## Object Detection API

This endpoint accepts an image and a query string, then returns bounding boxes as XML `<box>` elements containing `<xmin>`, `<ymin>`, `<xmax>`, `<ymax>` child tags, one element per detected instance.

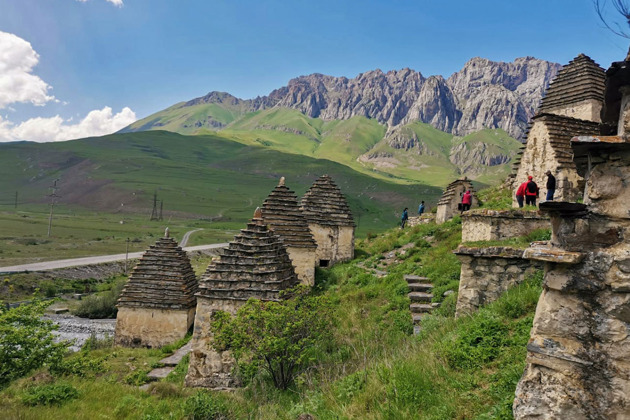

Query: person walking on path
<box><xmin>418</xmin><ymin>201</ymin><xmax>425</xmax><ymax>215</ymax></box>
<box><xmin>545</xmin><ymin>170</ymin><xmax>556</xmax><ymax>201</ymax></box>
<box><xmin>401</xmin><ymin>208</ymin><xmax>409</xmax><ymax>228</ymax></box>
<box><xmin>461</xmin><ymin>190</ymin><xmax>472</xmax><ymax>213</ymax></box>
<box><xmin>525</xmin><ymin>176</ymin><xmax>539</xmax><ymax>207</ymax></box>
<box><xmin>516</xmin><ymin>180</ymin><xmax>527</xmax><ymax>208</ymax></box>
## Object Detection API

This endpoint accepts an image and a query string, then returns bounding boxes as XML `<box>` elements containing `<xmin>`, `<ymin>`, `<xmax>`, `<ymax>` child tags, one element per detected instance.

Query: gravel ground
<box><xmin>45</xmin><ymin>314</ymin><xmax>116</xmax><ymax>352</ymax></box>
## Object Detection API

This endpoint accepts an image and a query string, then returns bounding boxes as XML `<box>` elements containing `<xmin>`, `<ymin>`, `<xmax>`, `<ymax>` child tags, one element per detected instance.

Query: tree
<box><xmin>0</xmin><ymin>299</ymin><xmax>69</xmax><ymax>388</ymax></box>
<box><xmin>211</xmin><ymin>286</ymin><xmax>335</xmax><ymax>390</ymax></box>
<box><xmin>595</xmin><ymin>0</ymin><xmax>630</xmax><ymax>40</ymax></box>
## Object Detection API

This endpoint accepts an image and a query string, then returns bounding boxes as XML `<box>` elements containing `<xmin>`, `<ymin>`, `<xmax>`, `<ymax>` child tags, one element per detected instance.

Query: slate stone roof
<box><xmin>197</xmin><ymin>208</ymin><xmax>299</xmax><ymax>302</ymax></box>
<box><xmin>300</xmin><ymin>175</ymin><xmax>355</xmax><ymax>227</ymax></box>
<box><xmin>437</xmin><ymin>179</ymin><xmax>474</xmax><ymax>206</ymax></box>
<box><xmin>117</xmin><ymin>231</ymin><xmax>197</xmax><ymax>310</ymax></box>
<box><xmin>538</xmin><ymin>54</ymin><xmax>605</xmax><ymax>115</ymax></box>
<box><xmin>261</xmin><ymin>177</ymin><xmax>317</xmax><ymax>249</ymax></box>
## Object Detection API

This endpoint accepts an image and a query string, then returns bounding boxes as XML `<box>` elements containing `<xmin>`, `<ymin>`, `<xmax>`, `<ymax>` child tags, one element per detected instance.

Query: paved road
<box><xmin>0</xmin><ymin>242</ymin><xmax>228</xmax><ymax>274</ymax></box>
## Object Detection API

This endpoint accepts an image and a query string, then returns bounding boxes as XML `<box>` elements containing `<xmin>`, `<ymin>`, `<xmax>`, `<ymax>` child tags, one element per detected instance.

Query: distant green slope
<box><xmin>0</xmin><ymin>131</ymin><xmax>440</xmax><ymax>235</ymax></box>
<box><xmin>122</xmin><ymin>104</ymin><xmax>521</xmax><ymax>188</ymax></box>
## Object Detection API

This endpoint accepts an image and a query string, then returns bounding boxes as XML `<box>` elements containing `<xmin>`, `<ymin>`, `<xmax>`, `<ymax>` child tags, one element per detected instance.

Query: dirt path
<box><xmin>180</xmin><ymin>228</ymin><xmax>203</xmax><ymax>247</ymax></box>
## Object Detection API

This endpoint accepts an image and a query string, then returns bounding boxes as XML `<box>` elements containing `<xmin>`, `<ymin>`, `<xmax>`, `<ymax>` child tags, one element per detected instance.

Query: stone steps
<box><xmin>145</xmin><ymin>341</ymin><xmax>192</xmax><ymax>383</ymax></box>
<box><xmin>408</xmin><ymin>292</ymin><xmax>433</xmax><ymax>303</ymax></box>
<box><xmin>404</xmin><ymin>275</ymin><xmax>440</xmax><ymax>334</ymax></box>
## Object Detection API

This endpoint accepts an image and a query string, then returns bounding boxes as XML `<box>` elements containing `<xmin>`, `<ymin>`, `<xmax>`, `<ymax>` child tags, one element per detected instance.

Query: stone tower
<box><xmin>261</xmin><ymin>177</ymin><xmax>318</xmax><ymax>286</ymax></box>
<box><xmin>185</xmin><ymin>208</ymin><xmax>299</xmax><ymax>389</ymax></box>
<box><xmin>435</xmin><ymin>178</ymin><xmax>476</xmax><ymax>224</ymax></box>
<box><xmin>512</xmin><ymin>54</ymin><xmax>605</xmax><ymax>205</ymax></box>
<box><xmin>115</xmin><ymin>229</ymin><xmax>197</xmax><ymax>348</ymax></box>
<box><xmin>513</xmin><ymin>58</ymin><xmax>630</xmax><ymax>419</ymax></box>
<box><xmin>300</xmin><ymin>175</ymin><xmax>355</xmax><ymax>267</ymax></box>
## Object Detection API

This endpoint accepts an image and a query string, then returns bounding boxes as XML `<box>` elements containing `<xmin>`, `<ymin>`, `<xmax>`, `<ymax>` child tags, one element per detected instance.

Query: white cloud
<box><xmin>0</xmin><ymin>31</ymin><xmax>55</xmax><ymax>108</ymax></box>
<box><xmin>0</xmin><ymin>106</ymin><xmax>137</xmax><ymax>142</ymax></box>
<box><xmin>75</xmin><ymin>0</ymin><xmax>124</xmax><ymax>7</ymax></box>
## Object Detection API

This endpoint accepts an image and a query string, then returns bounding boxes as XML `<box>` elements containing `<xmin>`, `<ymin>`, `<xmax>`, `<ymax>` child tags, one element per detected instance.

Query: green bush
<box><xmin>73</xmin><ymin>278</ymin><xmax>125</xmax><ymax>319</ymax></box>
<box><xmin>212</xmin><ymin>286</ymin><xmax>335</xmax><ymax>390</ymax></box>
<box><xmin>0</xmin><ymin>299</ymin><xmax>69</xmax><ymax>388</ymax></box>
<box><xmin>21</xmin><ymin>383</ymin><xmax>79</xmax><ymax>406</ymax></box>
<box><xmin>49</xmin><ymin>352</ymin><xmax>106</xmax><ymax>377</ymax></box>
<box><xmin>441</xmin><ymin>312</ymin><xmax>510</xmax><ymax>370</ymax></box>
<box><xmin>124</xmin><ymin>369</ymin><xmax>149</xmax><ymax>386</ymax></box>
<box><xmin>183</xmin><ymin>391</ymin><xmax>230</xmax><ymax>420</ymax></box>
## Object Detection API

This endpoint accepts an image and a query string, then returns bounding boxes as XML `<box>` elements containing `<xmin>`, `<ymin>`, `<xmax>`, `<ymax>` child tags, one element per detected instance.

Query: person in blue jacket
<box><xmin>401</xmin><ymin>208</ymin><xmax>409</xmax><ymax>228</ymax></box>
<box><xmin>418</xmin><ymin>201</ymin><xmax>425</xmax><ymax>215</ymax></box>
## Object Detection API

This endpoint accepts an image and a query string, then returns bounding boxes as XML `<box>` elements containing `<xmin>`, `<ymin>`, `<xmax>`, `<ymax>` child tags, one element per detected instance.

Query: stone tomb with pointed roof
<box><xmin>435</xmin><ymin>178</ymin><xmax>476</xmax><ymax>224</ymax></box>
<box><xmin>261</xmin><ymin>177</ymin><xmax>318</xmax><ymax>286</ymax></box>
<box><xmin>115</xmin><ymin>230</ymin><xmax>197</xmax><ymax>348</ymax></box>
<box><xmin>511</xmin><ymin>54</ymin><xmax>604</xmax><ymax>206</ymax></box>
<box><xmin>300</xmin><ymin>175</ymin><xmax>355</xmax><ymax>267</ymax></box>
<box><xmin>185</xmin><ymin>209</ymin><xmax>299</xmax><ymax>389</ymax></box>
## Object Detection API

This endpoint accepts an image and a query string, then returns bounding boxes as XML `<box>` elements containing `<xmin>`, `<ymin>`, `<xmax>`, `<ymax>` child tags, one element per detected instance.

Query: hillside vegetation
<box><xmin>0</xmin><ymin>131</ymin><xmax>442</xmax><ymax>240</ymax></box>
<box><xmin>126</xmin><ymin>105</ymin><xmax>522</xmax><ymax>187</ymax></box>
<box><xmin>0</xmin><ymin>218</ymin><xmax>542</xmax><ymax>419</ymax></box>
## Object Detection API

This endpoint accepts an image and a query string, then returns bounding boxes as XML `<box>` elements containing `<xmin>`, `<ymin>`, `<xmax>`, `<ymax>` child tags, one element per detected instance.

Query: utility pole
<box><xmin>150</xmin><ymin>192</ymin><xmax>158</xmax><ymax>221</ymax></box>
<box><xmin>47</xmin><ymin>179</ymin><xmax>60</xmax><ymax>237</ymax></box>
<box><xmin>124</xmin><ymin>237</ymin><xmax>130</xmax><ymax>275</ymax></box>
<box><xmin>14</xmin><ymin>191</ymin><xmax>18</xmax><ymax>210</ymax></box>
<box><xmin>159</xmin><ymin>200</ymin><xmax>163</xmax><ymax>221</ymax></box>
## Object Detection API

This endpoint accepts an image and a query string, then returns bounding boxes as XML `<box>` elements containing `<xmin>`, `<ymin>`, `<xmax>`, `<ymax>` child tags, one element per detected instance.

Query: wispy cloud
<box><xmin>0</xmin><ymin>31</ymin><xmax>55</xmax><ymax>108</ymax></box>
<box><xmin>75</xmin><ymin>0</ymin><xmax>124</xmax><ymax>7</ymax></box>
<box><xmin>0</xmin><ymin>107</ymin><xmax>137</xmax><ymax>142</ymax></box>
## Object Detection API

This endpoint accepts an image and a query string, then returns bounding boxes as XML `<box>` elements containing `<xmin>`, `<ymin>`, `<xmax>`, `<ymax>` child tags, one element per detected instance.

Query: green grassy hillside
<box><xmin>123</xmin><ymin>104</ymin><xmax>521</xmax><ymax>188</ymax></box>
<box><xmin>0</xmin><ymin>218</ymin><xmax>541</xmax><ymax>419</ymax></box>
<box><xmin>0</xmin><ymin>131</ymin><xmax>440</xmax><ymax>239</ymax></box>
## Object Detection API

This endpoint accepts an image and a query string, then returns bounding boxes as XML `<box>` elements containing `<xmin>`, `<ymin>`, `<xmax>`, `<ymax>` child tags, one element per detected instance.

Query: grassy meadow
<box><xmin>0</xmin><ymin>212</ymin><xmax>542</xmax><ymax>419</ymax></box>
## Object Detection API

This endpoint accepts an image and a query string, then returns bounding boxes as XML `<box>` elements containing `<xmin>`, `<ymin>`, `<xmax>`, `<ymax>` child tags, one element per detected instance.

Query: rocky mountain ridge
<box><xmin>159</xmin><ymin>56</ymin><xmax>561</xmax><ymax>140</ymax></box>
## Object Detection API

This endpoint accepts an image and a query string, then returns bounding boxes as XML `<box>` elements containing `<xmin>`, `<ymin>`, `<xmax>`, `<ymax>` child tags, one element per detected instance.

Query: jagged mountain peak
<box><xmin>125</xmin><ymin>56</ymin><xmax>561</xmax><ymax>139</ymax></box>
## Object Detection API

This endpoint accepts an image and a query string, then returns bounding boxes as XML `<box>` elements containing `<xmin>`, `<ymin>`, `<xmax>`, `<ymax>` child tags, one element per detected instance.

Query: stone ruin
<box><xmin>185</xmin><ymin>208</ymin><xmax>299</xmax><ymax>389</ymax></box>
<box><xmin>461</xmin><ymin>209</ymin><xmax>549</xmax><ymax>243</ymax></box>
<box><xmin>115</xmin><ymin>228</ymin><xmax>197</xmax><ymax>348</ymax></box>
<box><xmin>513</xmin><ymin>58</ymin><xmax>630</xmax><ymax>419</ymax></box>
<box><xmin>435</xmin><ymin>178</ymin><xmax>476</xmax><ymax>224</ymax></box>
<box><xmin>261</xmin><ymin>177</ymin><xmax>318</xmax><ymax>286</ymax></box>
<box><xmin>300</xmin><ymin>174</ymin><xmax>355</xmax><ymax>267</ymax></box>
<box><xmin>454</xmin><ymin>246</ymin><xmax>543</xmax><ymax>317</ymax></box>
<box><xmin>511</xmin><ymin>54</ymin><xmax>605</xmax><ymax>205</ymax></box>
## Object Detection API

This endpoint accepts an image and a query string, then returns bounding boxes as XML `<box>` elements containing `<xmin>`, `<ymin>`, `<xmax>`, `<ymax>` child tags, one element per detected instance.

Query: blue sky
<box><xmin>0</xmin><ymin>0</ymin><xmax>628</xmax><ymax>141</ymax></box>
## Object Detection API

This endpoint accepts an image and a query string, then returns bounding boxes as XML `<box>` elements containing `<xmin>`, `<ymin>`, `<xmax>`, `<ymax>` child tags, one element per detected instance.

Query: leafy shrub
<box><xmin>124</xmin><ymin>369</ymin><xmax>149</xmax><ymax>386</ymax></box>
<box><xmin>21</xmin><ymin>383</ymin><xmax>79</xmax><ymax>406</ymax></box>
<box><xmin>440</xmin><ymin>312</ymin><xmax>510</xmax><ymax>370</ymax></box>
<box><xmin>212</xmin><ymin>286</ymin><xmax>335</xmax><ymax>390</ymax></box>
<box><xmin>49</xmin><ymin>352</ymin><xmax>106</xmax><ymax>377</ymax></box>
<box><xmin>73</xmin><ymin>278</ymin><xmax>125</xmax><ymax>319</ymax></box>
<box><xmin>183</xmin><ymin>391</ymin><xmax>230</xmax><ymax>420</ymax></box>
<box><xmin>0</xmin><ymin>299</ymin><xmax>69</xmax><ymax>388</ymax></box>
<box><xmin>81</xmin><ymin>332</ymin><xmax>114</xmax><ymax>351</ymax></box>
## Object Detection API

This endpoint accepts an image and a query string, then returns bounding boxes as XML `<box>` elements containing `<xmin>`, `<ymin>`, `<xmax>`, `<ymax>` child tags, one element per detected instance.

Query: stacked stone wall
<box><xmin>455</xmin><ymin>246</ymin><xmax>543</xmax><ymax>317</ymax></box>
<box><xmin>286</xmin><ymin>246</ymin><xmax>317</xmax><ymax>286</ymax></box>
<box><xmin>115</xmin><ymin>307</ymin><xmax>195</xmax><ymax>348</ymax></box>
<box><xmin>461</xmin><ymin>210</ymin><xmax>549</xmax><ymax>242</ymax></box>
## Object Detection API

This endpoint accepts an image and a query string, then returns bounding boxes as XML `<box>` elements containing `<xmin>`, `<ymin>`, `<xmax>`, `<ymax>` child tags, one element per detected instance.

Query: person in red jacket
<box><xmin>515</xmin><ymin>180</ymin><xmax>527</xmax><ymax>208</ymax></box>
<box><xmin>461</xmin><ymin>190</ymin><xmax>472</xmax><ymax>213</ymax></box>
<box><xmin>525</xmin><ymin>175</ymin><xmax>539</xmax><ymax>206</ymax></box>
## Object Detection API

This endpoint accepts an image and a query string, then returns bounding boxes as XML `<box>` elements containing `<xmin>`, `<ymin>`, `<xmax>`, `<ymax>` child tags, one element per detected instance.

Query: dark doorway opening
<box><xmin>319</xmin><ymin>259</ymin><xmax>330</xmax><ymax>267</ymax></box>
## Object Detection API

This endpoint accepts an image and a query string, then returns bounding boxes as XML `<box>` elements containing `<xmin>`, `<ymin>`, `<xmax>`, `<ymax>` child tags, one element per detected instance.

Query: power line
<box><xmin>47</xmin><ymin>179</ymin><xmax>61</xmax><ymax>237</ymax></box>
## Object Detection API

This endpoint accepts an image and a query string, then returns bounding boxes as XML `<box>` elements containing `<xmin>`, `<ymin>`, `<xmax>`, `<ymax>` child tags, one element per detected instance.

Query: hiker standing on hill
<box><xmin>401</xmin><ymin>208</ymin><xmax>409</xmax><ymax>228</ymax></box>
<box><xmin>525</xmin><ymin>176</ymin><xmax>539</xmax><ymax>206</ymax></box>
<box><xmin>461</xmin><ymin>190</ymin><xmax>472</xmax><ymax>213</ymax></box>
<box><xmin>545</xmin><ymin>170</ymin><xmax>556</xmax><ymax>201</ymax></box>
<box><xmin>418</xmin><ymin>201</ymin><xmax>425</xmax><ymax>215</ymax></box>
<box><xmin>515</xmin><ymin>180</ymin><xmax>527</xmax><ymax>208</ymax></box>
